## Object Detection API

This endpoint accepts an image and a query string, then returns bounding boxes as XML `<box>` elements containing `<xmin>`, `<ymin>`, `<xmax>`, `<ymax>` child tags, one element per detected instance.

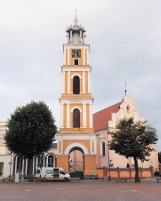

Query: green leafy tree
<box><xmin>110</xmin><ymin>118</ymin><xmax>158</xmax><ymax>182</ymax></box>
<box><xmin>5</xmin><ymin>101</ymin><xmax>57</xmax><ymax>181</ymax></box>
<box><xmin>158</xmin><ymin>152</ymin><xmax>161</xmax><ymax>164</ymax></box>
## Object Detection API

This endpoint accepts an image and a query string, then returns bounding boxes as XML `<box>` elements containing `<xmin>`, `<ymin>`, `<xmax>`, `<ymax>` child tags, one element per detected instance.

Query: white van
<box><xmin>34</xmin><ymin>167</ymin><xmax>70</xmax><ymax>181</ymax></box>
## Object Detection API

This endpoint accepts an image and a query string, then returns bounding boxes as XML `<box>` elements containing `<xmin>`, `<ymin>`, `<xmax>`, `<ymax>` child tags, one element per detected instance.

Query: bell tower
<box><xmin>57</xmin><ymin>13</ymin><xmax>97</xmax><ymax>178</ymax></box>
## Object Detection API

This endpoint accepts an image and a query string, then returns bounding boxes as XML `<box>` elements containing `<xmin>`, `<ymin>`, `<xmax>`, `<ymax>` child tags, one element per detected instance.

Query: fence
<box><xmin>97</xmin><ymin>167</ymin><xmax>154</xmax><ymax>179</ymax></box>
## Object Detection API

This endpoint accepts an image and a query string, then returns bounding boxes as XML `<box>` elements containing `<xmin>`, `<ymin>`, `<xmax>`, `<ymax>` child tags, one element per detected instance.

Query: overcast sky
<box><xmin>0</xmin><ymin>0</ymin><xmax>161</xmax><ymax>150</ymax></box>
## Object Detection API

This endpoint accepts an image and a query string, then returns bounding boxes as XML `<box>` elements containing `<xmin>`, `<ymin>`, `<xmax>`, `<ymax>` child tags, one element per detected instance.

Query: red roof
<box><xmin>93</xmin><ymin>102</ymin><xmax>121</xmax><ymax>132</ymax></box>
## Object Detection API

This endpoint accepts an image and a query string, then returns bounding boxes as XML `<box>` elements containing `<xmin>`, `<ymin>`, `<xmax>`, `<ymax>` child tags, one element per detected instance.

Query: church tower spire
<box><xmin>66</xmin><ymin>13</ymin><xmax>86</xmax><ymax>44</ymax></box>
<box><xmin>124</xmin><ymin>81</ymin><xmax>127</xmax><ymax>96</ymax></box>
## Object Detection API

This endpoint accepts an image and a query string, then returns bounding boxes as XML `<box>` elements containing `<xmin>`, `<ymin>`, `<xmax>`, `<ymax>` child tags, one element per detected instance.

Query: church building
<box><xmin>94</xmin><ymin>95</ymin><xmax>158</xmax><ymax>170</ymax></box>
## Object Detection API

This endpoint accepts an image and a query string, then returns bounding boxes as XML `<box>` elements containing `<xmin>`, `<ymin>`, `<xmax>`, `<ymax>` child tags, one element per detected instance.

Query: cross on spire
<box><xmin>124</xmin><ymin>81</ymin><xmax>127</xmax><ymax>96</ymax></box>
<box><xmin>74</xmin><ymin>10</ymin><xmax>78</xmax><ymax>26</ymax></box>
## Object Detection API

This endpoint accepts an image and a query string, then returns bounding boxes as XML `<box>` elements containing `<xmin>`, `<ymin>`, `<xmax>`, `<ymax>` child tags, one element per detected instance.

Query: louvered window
<box><xmin>73</xmin><ymin>109</ymin><xmax>80</xmax><ymax>128</ymax></box>
<box><xmin>73</xmin><ymin>76</ymin><xmax>80</xmax><ymax>94</ymax></box>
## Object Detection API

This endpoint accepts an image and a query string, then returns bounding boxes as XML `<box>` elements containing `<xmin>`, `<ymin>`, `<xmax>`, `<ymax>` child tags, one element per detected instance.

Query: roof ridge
<box><xmin>93</xmin><ymin>101</ymin><xmax>122</xmax><ymax>132</ymax></box>
<box><xmin>94</xmin><ymin>101</ymin><xmax>121</xmax><ymax>115</ymax></box>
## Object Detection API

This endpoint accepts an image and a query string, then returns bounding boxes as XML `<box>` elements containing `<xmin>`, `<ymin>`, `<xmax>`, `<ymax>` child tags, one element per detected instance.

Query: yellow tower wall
<box><xmin>84</xmin><ymin>155</ymin><xmax>97</xmax><ymax>176</ymax></box>
<box><xmin>57</xmin><ymin>155</ymin><xmax>69</xmax><ymax>173</ymax></box>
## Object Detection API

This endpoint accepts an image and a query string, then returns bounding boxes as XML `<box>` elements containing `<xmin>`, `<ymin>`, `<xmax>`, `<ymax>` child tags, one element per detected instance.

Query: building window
<box><xmin>74</xmin><ymin>59</ymin><xmax>78</xmax><ymax>65</ymax></box>
<box><xmin>48</xmin><ymin>155</ymin><xmax>54</xmax><ymax>167</ymax></box>
<box><xmin>73</xmin><ymin>76</ymin><xmax>80</xmax><ymax>94</ymax></box>
<box><xmin>126</xmin><ymin>104</ymin><xmax>130</xmax><ymax>111</ymax></box>
<box><xmin>0</xmin><ymin>163</ymin><xmax>4</xmax><ymax>176</ymax></box>
<box><xmin>17</xmin><ymin>156</ymin><xmax>23</xmax><ymax>172</ymax></box>
<box><xmin>73</xmin><ymin>109</ymin><xmax>80</xmax><ymax>128</ymax></box>
<box><xmin>38</xmin><ymin>155</ymin><xmax>44</xmax><ymax>168</ymax></box>
<box><xmin>102</xmin><ymin>142</ymin><xmax>106</xmax><ymax>156</ymax></box>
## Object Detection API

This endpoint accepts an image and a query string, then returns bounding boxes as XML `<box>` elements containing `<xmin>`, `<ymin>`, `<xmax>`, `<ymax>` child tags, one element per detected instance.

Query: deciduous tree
<box><xmin>5</xmin><ymin>101</ymin><xmax>57</xmax><ymax>181</ymax></box>
<box><xmin>110</xmin><ymin>118</ymin><xmax>157</xmax><ymax>182</ymax></box>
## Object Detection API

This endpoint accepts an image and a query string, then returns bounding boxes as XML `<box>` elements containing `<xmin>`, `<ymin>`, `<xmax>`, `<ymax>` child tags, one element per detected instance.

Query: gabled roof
<box><xmin>93</xmin><ymin>102</ymin><xmax>121</xmax><ymax>132</ymax></box>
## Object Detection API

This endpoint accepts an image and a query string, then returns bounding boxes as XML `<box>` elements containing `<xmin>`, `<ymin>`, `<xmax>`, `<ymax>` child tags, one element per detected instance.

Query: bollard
<box><xmin>15</xmin><ymin>173</ymin><xmax>19</xmax><ymax>183</ymax></box>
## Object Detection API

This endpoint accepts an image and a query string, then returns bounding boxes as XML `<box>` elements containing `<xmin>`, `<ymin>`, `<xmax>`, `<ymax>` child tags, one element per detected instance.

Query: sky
<box><xmin>0</xmin><ymin>0</ymin><xmax>161</xmax><ymax>150</ymax></box>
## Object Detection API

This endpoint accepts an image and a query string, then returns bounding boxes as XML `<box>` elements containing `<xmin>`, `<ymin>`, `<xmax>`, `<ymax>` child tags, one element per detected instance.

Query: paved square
<box><xmin>0</xmin><ymin>180</ymin><xmax>161</xmax><ymax>201</ymax></box>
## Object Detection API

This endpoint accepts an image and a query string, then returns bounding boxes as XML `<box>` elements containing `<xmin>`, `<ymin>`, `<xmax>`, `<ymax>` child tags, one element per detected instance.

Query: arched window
<box><xmin>102</xmin><ymin>142</ymin><xmax>106</xmax><ymax>156</ymax></box>
<box><xmin>48</xmin><ymin>155</ymin><xmax>54</xmax><ymax>167</ymax></box>
<box><xmin>73</xmin><ymin>76</ymin><xmax>80</xmax><ymax>94</ymax></box>
<box><xmin>73</xmin><ymin>109</ymin><xmax>80</xmax><ymax>128</ymax></box>
<box><xmin>126</xmin><ymin>104</ymin><xmax>130</xmax><ymax>111</ymax></box>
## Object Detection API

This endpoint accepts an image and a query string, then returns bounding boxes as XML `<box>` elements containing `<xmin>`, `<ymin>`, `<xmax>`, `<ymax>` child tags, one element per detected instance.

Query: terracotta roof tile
<box><xmin>93</xmin><ymin>102</ymin><xmax>121</xmax><ymax>132</ymax></box>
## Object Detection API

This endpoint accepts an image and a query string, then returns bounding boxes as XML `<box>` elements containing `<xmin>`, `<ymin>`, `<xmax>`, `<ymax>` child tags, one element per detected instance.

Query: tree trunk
<box><xmin>28</xmin><ymin>158</ymin><xmax>33</xmax><ymax>182</ymax></box>
<box><xmin>133</xmin><ymin>156</ymin><xmax>140</xmax><ymax>182</ymax></box>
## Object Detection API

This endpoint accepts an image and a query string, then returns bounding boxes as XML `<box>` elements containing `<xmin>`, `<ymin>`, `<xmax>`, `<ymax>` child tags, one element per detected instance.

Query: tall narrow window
<box><xmin>74</xmin><ymin>59</ymin><xmax>78</xmax><ymax>65</ymax></box>
<box><xmin>17</xmin><ymin>156</ymin><xmax>23</xmax><ymax>172</ymax></box>
<box><xmin>0</xmin><ymin>163</ymin><xmax>4</xmax><ymax>176</ymax></box>
<box><xmin>73</xmin><ymin>76</ymin><xmax>80</xmax><ymax>94</ymax></box>
<box><xmin>73</xmin><ymin>109</ymin><xmax>80</xmax><ymax>128</ymax></box>
<box><xmin>102</xmin><ymin>142</ymin><xmax>106</xmax><ymax>156</ymax></box>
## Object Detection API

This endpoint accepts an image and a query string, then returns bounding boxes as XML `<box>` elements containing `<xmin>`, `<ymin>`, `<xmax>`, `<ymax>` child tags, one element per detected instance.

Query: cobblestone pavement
<box><xmin>0</xmin><ymin>180</ymin><xmax>161</xmax><ymax>201</ymax></box>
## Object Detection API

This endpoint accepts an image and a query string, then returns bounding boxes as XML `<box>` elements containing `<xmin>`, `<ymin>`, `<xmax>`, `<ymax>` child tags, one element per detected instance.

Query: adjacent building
<box><xmin>0</xmin><ymin>122</ymin><xmax>12</xmax><ymax>177</ymax></box>
<box><xmin>94</xmin><ymin>96</ymin><xmax>158</xmax><ymax>170</ymax></box>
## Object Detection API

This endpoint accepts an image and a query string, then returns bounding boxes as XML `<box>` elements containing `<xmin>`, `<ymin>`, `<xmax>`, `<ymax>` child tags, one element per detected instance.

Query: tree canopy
<box><xmin>5</xmin><ymin>101</ymin><xmax>57</xmax><ymax>159</ymax></box>
<box><xmin>110</xmin><ymin>118</ymin><xmax>158</xmax><ymax>182</ymax></box>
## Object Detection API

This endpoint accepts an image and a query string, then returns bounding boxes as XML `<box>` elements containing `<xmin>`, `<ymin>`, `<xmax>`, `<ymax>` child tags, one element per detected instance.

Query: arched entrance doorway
<box><xmin>69</xmin><ymin>147</ymin><xmax>84</xmax><ymax>179</ymax></box>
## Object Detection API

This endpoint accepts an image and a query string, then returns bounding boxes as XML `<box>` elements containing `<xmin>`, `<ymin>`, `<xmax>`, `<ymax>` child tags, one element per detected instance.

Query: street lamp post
<box><xmin>107</xmin><ymin>141</ymin><xmax>111</xmax><ymax>181</ymax></box>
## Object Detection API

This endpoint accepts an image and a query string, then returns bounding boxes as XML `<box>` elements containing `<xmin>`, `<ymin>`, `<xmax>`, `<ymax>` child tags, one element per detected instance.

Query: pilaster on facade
<box><xmin>89</xmin><ymin>104</ymin><xmax>93</xmax><ymax>128</ymax></box>
<box><xmin>83</xmin><ymin>104</ymin><xmax>87</xmax><ymax>128</ymax></box>
<box><xmin>67</xmin><ymin>71</ymin><xmax>70</xmax><ymax>94</ymax></box>
<box><xmin>66</xmin><ymin>104</ymin><xmax>70</xmax><ymax>128</ymax></box>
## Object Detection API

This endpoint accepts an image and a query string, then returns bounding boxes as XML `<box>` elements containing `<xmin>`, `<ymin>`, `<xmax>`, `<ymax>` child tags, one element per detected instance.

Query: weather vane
<box><xmin>74</xmin><ymin>10</ymin><xmax>78</xmax><ymax>26</ymax></box>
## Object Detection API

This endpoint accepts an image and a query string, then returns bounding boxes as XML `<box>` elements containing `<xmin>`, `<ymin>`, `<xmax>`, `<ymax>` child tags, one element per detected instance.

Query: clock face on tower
<box><xmin>72</xmin><ymin>49</ymin><xmax>81</xmax><ymax>58</ymax></box>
